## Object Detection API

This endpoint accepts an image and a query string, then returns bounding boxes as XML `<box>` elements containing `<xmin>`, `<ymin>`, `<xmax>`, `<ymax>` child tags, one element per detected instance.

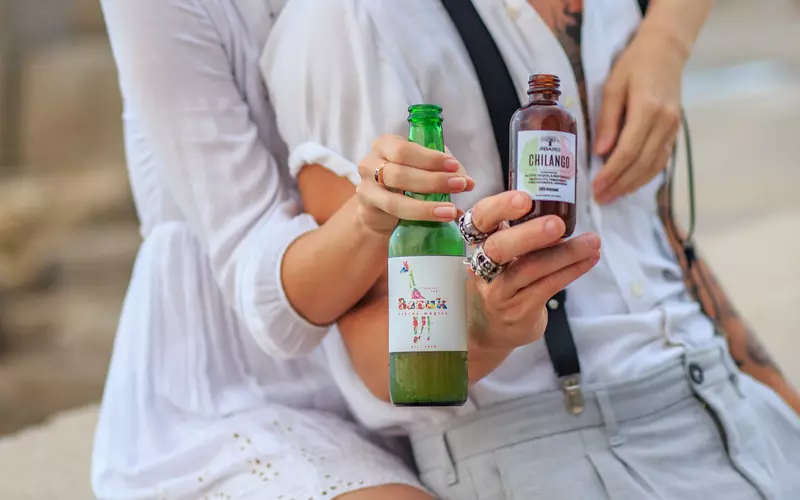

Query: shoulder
<box><xmin>100</xmin><ymin>0</ymin><xmax>217</xmax><ymax>40</ymax></box>
<box><xmin>274</xmin><ymin>0</ymin><xmax>382</xmax><ymax>40</ymax></box>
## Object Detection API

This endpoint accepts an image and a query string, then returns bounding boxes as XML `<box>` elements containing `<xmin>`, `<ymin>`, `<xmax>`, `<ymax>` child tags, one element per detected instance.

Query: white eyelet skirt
<box><xmin>91</xmin><ymin>223</ymin><xmax>425</xmax><ymax>500</ymax></box>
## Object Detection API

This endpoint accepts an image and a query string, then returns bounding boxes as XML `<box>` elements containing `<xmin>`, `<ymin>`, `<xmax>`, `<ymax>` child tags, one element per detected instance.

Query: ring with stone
<box><xmin>458</xmin><ymin>209</ymin><xmax>495</xmax><ymax>245</ymax></box>
<box><xmin>466</xmin><ymin>244</ymin><xmax>506</xmax><ymax>284</ymax></box>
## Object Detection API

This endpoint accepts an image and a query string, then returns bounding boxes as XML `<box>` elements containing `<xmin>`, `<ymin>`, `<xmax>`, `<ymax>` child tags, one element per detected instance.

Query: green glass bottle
<box><xmin>388</xmin><ymin>104</ymin><xmax>468</xmax><ymax>407</ymax></box>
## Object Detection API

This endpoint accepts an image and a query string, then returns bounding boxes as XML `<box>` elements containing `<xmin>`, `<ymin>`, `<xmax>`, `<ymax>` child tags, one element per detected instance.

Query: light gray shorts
<box><xmin>411</xmin><ymin>343</ymin><xmax>800</xmax><ymax>499</ymax></box>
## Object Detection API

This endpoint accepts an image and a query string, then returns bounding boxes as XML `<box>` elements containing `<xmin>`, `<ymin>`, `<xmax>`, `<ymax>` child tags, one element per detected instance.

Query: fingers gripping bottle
<box><xmin>388</xmin><ymin>104</ymin><xmax>468</xmax><ymax>407</ymax></box>
<box><xmin>509</xmin><ymin>74</ymin><xmax>578</xmax><ymax>236</ymax></box>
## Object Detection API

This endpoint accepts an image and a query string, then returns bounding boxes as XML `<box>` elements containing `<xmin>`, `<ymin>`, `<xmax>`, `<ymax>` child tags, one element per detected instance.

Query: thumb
<box><xmin>594</xmin><ymin>78</ymin><xmax>627</xmax><ymax>156</ymax></box>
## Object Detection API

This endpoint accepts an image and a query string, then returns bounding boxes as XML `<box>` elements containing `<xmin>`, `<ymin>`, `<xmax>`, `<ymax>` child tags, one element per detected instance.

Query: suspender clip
<box><xmin>561</xmin><ymin>375</ymin><xmax>585</xmax><ymax>415</ymax></box>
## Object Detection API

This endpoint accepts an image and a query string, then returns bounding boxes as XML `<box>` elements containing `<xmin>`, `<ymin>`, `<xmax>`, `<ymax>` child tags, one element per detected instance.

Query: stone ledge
<box><xmin>0</xmin><ymin>405</ymin><xmax>97</xmax><ymax>500</ymax></box>
<box><xmin>0</xmin><ymin>167</ymin><xmax>134</xmax><ymax>291</ymax></box>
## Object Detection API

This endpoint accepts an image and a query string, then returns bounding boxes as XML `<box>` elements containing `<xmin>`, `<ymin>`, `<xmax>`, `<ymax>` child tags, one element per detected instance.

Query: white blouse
<box><xmin>92</xmin><ymin>0</ymin><xmax>425</xmax><ymax>498</ymax></box>
<box><xmin>262</xmin><ymin>0</ymin><xmax>717</xmax><ymax>433</ymax></box>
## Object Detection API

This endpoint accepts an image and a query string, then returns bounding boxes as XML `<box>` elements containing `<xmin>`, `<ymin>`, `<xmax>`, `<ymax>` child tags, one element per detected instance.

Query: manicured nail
<box><xmin>544</xmin><ymin>219</ymin><xmax>561</xmax><ymax>236</ymax></box>
<box><xmin>584</xmin><ymin>233</ymin><xmax>601</xmax><ymax>250</ymax></box>
<box><xmin>443</xmin><ymin>158</ymin><xmax>460</xmax><ymax>172</ymax></box>
<box><xmin>434</xmin><ymin>205</ymin><xmax>456</xmax><ymax>219</ymax></box>
<box><xmin>447</xmin><ymin>177</ymin><xmax>467</xmax><ymax>190</ymax></box>
<box><xmin>511</xmin><ymin>193</ymin><xmax>528</xmax><ymax>209</ymax></box>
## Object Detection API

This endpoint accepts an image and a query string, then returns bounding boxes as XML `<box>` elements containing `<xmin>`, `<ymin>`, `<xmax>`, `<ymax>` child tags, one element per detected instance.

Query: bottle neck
<box><xmin>407</xmin><ymin>122</ymin><xmax>451</xmax><ymax>204</ymax></box>
<box><xmin>528</xmin><ymin>91</ymin><xmax>560</xmax><ymax>104</ymax></box>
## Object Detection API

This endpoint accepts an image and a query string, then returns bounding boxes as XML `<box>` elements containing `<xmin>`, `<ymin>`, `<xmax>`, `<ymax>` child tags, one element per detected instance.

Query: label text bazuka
<box><xmin>397</xmin><ymin>297</ymin><xmax>448</xmax><ymax>311</ymax></box>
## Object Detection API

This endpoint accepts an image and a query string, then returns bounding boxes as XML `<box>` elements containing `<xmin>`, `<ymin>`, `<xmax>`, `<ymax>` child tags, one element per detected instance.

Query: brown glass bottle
<box><xmin>509</xmin><ymin>74</ymin><xmax>578</xmax><ymax>236</ymax></box>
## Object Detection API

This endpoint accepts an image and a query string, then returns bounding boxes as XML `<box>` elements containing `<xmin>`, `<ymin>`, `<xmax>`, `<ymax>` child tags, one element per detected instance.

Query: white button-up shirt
<box><xmin>261</xmin><ymin>0</ymin><xmax>716</xmax><ymax>433</ymax></box>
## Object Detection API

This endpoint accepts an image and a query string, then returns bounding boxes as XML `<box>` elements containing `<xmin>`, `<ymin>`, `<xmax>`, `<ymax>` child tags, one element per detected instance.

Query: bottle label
<box><xmin>388</xmin><ymin>256</ymin><xmax>467</xmax><ymax>353</ymax></box>
<box><xmin>516</xmin><ymin>130</ymin><xmax>577</xmax><ymax>203</ymax></box>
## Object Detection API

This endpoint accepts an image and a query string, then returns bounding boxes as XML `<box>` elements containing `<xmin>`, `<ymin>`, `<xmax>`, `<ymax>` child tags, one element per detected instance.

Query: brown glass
<box><xmin>509</xmin><ymin>74</ymin><xmax>578</xmax><ymax>236</ymax></box>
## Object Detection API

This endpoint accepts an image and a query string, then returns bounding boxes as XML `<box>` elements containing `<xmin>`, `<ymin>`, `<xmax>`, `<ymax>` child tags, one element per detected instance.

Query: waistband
<box><xmin>410</xmin><ymin>343</ymin><xmax>741</xmax><ymax>476</ymax></box>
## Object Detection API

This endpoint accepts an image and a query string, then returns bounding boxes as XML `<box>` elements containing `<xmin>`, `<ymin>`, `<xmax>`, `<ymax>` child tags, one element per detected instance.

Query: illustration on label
<box><xmin>388</xmin><ymin>256</ymin><xmax>467</xmax><ymax>353</ymax></box>
<box><xmin>516</xmin><ymin>130</ymin><xmax>577</xmax><ymax>203</ymax></box>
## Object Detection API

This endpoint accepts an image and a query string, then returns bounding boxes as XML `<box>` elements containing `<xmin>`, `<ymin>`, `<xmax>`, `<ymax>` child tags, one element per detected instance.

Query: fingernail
<box><xmin>511</xmin><ymin>193</ymin><xmax>528</xmax><ymax>209</ymax></box>
<box><xmin>584</xmin><ymin>233</ymin><xmax>601</xmax><ymax>250</ymax></box>
<box><xmin>544</xmin><ymin>219</ymin><xmax>561</xmax><ymax>236</ymax></box>
<box><xmin>443</xmin><ymin>158</ymin><xmax>460</xmax><ymax>172</ymax></box>
<box><xmin>447</xmin><ymin>177</ymin><xmax>467</xmax><ymax>190</ymax></box>
<box><xmin>434</xmin><ymin>206</ymin><xmax>456</xmax><ymax>219</ymax></box>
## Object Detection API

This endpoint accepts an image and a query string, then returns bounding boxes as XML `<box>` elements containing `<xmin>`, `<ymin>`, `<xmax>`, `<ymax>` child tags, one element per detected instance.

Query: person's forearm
<box><xmin>282</xmin><ymin>195</ymin><xmax>388</xmax><ymax>326</ymax></box>
<box><xmin>339</xmin><ymin>296</ymin><xmax>511</xmax><ymax>402</ymax></box>
<box><xmin>691</xmin><ymin>255</ymin><xmax>800</xmax><ymax>414</ymax></box>
<box><xmin>657</xmin><ymin>186</ymin><xmax>800</xmax><ymax>414</ymax></box>
<box><xmin>639</xmin><ymin>0</ymin><xmax>714</xmax><ymax>61</ymax></box>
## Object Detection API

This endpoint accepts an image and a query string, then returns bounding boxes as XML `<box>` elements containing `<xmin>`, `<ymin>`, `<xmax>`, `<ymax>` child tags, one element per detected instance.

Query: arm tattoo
<box><xmin>528</xmin><ymin>0</ymin><xmax>591</xmax><ymax>148</ymax></box>
<box><xmin>656</xmin><ymin>184</ymin><xmax>783</xmax><ymax>376</ymax></box>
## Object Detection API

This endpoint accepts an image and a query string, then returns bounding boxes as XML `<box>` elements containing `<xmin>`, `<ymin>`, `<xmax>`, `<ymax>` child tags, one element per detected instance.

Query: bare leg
<box><xmin>337</xmin><ymin>484</ymin><xmax>435</xmax><ymax>500</ymax></box>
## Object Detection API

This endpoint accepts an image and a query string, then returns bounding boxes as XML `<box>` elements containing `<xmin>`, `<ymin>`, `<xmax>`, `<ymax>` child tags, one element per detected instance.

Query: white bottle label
<box><xmin>388</xmin><ymin>256</ymin><xmax>467</xmax><ymax>353</ymax></box>
<box><xmin>516</xmin><ymin>130</ymin><xmax>577</xmax><ymax>203</ymax></box>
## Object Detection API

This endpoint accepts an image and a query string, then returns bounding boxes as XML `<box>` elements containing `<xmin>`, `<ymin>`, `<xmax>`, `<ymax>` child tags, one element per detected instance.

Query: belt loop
<box><xmin>441</xmin><ymin>432</ymin><xmax>459</xmax><ymax>485</ymax></box>
<box><xmin>596</xmin><ymin>389</ymin><xmax>624</xmax><ymax>447</ymax></box>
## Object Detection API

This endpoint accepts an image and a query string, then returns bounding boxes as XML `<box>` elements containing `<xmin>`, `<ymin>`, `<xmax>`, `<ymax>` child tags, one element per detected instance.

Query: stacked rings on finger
<box><xmin>466</xmin><ymin>245</ymin><xmax>506</xmax><ymax>284</ymax></box>
<box><xmin>458</xmin><ymin>209</ymin><xmax>495</xmax><ymax>245</ymax></box>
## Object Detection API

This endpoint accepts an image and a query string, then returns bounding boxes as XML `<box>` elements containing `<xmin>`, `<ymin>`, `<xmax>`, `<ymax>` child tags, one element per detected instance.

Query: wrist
<box><xmin>636</xmin><ymin>0</ymin><xmax>713</xmax><ymax>64</ymax></box>
<box><xmin>635</xmin><ymin>22</ymin><xmax>692</xmax><ymax>64</ymax></box>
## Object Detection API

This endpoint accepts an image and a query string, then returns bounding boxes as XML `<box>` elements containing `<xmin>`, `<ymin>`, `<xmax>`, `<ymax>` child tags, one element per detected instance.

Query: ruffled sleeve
<box><xmin>101</xmin><ymin>0</ymin><xmax>330</xmax><ymax>358</ymax></box>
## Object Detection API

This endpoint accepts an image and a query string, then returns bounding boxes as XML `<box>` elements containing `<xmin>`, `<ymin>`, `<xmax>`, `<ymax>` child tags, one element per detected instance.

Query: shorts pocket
<box><xmin>495</xmin><ymin>431</ymin><xmax>612</xmax><ymax>500</ymax></box>
<box><xmin>419</xmin><ymin>465</ymin><xmax>479</xmax><ymax>500</ymax></box>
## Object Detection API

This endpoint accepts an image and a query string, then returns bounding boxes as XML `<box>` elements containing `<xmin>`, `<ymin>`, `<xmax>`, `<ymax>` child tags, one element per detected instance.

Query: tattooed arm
<box><xmin>657</xmin><ymin>185</ymin><xmax>800</xmax><ymax>414</ymax></box>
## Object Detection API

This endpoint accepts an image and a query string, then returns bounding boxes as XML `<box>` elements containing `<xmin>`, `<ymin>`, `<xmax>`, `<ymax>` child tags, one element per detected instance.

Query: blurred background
<box><xmin>0</xmin><ymin>0</ymin><xmax>798</xmax><ymax>497</ymax></box>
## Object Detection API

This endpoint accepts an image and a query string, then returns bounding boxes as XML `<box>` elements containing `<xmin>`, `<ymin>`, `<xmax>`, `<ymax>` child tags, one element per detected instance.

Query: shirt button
<box><xmin>547</xmin><ymin>298</ymin><xmax>560</xmax><ymax>310</ymax></box>
<box><xmin>505</xmin><ymin>3</ymin><xmax>520</xmax><ymax>20</ymax></box>
<box><xmin>630</xmin><ymin>281</ymin><xmax>645</xmax><ymax>298</ymax></box>
<box><xmin>688</xmin><ymin>363</ymin><xmax>705</xmax><ymax>385</ymax></box>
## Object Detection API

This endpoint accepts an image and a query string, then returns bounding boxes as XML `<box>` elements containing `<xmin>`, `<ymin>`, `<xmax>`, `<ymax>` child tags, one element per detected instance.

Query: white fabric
<box><xmin>261</xmin><ymin>0</ymin><xmax>717</xmax><ymax>434</ymax></box>
<box><xmin>93</xmin><ymin>0</ymin><xmax>425</xmax><ymax>497</ymax></box>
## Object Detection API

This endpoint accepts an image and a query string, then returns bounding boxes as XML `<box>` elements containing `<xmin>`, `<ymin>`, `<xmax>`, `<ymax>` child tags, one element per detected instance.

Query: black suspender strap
<box><xmin>440</xmin><ymin>0</ymin><xmax>584</xmax><ymax>414</ymax></box>
<box><xmin>440</xmin><ymin>0</ymin><xmax>517</xmax><ymax>187</ymax></box>
<box><xmin>543</xmin><ymin>290</ymin><xmax>583</xmax><ymax>413</ymax></box>
<box><xmin>442</xmin><ymin>0</ymin><xmax>656</xmax><ymax>415</ymax></box>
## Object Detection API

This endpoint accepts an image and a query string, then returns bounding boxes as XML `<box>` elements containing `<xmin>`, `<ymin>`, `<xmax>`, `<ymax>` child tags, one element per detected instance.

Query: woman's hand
<box><xmin>465</xmin><ymin>192</ymin><xmax>602</xmax><ymax>351</ymax></box>
<box><xmin>356</xmin><ymin>134</ymin><xmax>475</xmax><ymax>234</ymax></box>
<box><xmin>591</xmin><ymin>28</ymin><xmax>687</xmax><ymax>204</ymax></box>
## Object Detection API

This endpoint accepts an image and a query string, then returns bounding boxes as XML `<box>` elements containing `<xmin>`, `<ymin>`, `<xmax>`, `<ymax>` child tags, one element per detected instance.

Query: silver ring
<box><xmin>458</xmin><ymin>209</ymin><xmax>495</xmax><ymax>245</ymax></box>
<box><xmin>466</xmin><ymin>244</ymin><xmax>506</xmax><ymax>284</ymax></box>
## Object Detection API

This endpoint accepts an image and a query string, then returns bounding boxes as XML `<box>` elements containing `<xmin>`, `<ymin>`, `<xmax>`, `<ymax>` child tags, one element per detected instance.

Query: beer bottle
<box><xmin>388</xmin><ymin>104</ymin><xmax>468</xmax><ymax>407</ymax></box>
<box><xmin>509</xmin><ymin>74</ymin><xmax>578</xmax><ymax>236</ymax></box>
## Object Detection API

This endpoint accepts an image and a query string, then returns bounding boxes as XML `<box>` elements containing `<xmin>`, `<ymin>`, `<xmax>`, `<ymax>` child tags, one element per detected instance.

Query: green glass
<box><xmin>388</xmin><ymin>104</ymin><xmax>468</xmax><ymax>406</ymax></box>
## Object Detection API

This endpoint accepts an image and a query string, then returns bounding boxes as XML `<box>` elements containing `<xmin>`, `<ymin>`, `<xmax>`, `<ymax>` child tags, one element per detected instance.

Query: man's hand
<box><xmin>591</xmin><ymin>28</ymin><xmax>685</xmax><ymax>204</ymax></box>
<box><xmin>464</xmin><ymin>192</ymin><xmax>602</xmax><ymax>351</ymax></box>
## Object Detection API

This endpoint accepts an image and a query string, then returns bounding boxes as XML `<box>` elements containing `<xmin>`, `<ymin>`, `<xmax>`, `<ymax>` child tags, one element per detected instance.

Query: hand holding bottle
<box><xmin>464</xmin><ymin>191</ymin><xmax>602</xmax><ymax>351</ymax></box>
<box><xmin>355</xmin><ymin>134</ymin><xmax>600</xmax><ymax>358</ymax></box>
<box><xmin>355</xmin><ymin>134</ymin><xmax>474</xmax><ymax>235</ymax></box>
